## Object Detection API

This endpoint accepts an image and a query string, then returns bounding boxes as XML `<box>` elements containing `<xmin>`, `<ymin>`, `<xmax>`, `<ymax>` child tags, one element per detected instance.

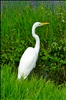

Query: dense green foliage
<box><xmin>1</xmin><ymin>65</ymin><xmax>66</xmax><ymax>100</ymax></box>
<box><xmin>1</xmin><ymin>1</ymin><xmax>66</xmax><ymax>84</ymax></box>
<box><xmin>1</xmin><ymin>2</ymin><xmax>66</xmax><ymax>83</ymax></box>
<box><xmin>1</xmin><ymin>1</ymin><xmax>66</xmax><ymax>100</ymax></box>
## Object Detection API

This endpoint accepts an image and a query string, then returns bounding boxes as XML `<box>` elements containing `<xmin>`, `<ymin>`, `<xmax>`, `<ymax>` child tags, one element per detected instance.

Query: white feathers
<box><xmin>18</xmin><ymin>22</ymin><xmax>49</xmax><ymax>79</ymax></box>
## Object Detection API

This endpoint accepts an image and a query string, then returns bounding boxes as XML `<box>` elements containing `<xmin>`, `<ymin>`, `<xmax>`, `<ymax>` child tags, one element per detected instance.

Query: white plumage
<box><xmin>18</xmin><ymin>22</ymin><xmax>49</xmax><ymax>79</ymax></box>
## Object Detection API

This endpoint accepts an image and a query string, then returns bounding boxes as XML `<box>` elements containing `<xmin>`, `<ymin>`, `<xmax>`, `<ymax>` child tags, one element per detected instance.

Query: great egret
<box><xmin>18</xmin><ymin>22</ymin><xmax>49</xmax><ymax>79</ymax></box>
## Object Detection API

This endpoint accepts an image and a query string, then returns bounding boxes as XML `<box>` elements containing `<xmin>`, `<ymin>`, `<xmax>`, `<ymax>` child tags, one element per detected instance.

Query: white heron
<box><xmin>18</xmin><ymin>22</ymin><xmax>49</xmax><ymax>79</ymax></box>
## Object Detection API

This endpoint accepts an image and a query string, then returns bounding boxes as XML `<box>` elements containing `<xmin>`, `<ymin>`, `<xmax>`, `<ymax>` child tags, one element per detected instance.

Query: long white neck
<box><xmin>32</xmin><ymin>26</ymin><xmax>40</xmax><ymax>54</ymax></box>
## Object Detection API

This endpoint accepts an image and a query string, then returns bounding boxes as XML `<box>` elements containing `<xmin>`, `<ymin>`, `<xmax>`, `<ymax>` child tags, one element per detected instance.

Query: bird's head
<box><xmin>33</xmin><ymin>22</ymin><xmax>49</xmax><ymax>28</ymax></box>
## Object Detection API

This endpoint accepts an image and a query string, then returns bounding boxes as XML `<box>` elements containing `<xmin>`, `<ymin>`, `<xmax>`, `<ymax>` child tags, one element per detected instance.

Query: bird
<box><xmin>18</xmin><ymin>22</ymin><xmax>49</xmax><ymax>79</ymax></box>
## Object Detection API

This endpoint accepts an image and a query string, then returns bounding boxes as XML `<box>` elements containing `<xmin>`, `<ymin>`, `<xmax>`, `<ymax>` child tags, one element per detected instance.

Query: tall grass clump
<box><xmin>1</xmin><ymin>65</ymin><xmax>66</xmax><ymax>100</ymax></box>
<box><xmin>1</xmin><ymin>1</ymin><xmax>66</xmax><ymax>85</ymax></box>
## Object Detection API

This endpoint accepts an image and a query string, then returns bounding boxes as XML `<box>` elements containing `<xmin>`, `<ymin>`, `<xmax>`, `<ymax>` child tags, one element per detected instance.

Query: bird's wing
<box><xmin>18</xmin><ymin>47</ymin><xmax>37</xmax><ymax>72</ymax></box>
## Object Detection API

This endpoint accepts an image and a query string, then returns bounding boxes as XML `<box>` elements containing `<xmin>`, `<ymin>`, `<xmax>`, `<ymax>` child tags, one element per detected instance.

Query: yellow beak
<box><xmin>41</xmin><ymin>22</ymin><xmax>49</xmax><ymax>25</ymax></box>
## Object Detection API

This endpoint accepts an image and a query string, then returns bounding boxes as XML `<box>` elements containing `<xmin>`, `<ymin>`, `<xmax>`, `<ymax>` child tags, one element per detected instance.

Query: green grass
<box><xmin>1</xmin><ymin>1</ymin><xmax>66</xmax><ymax>83</ymax></box>
<box><xmin>1</xmin><ymin>65</ymin><xmax>66</xmax><ymax>100</ymax></box>
<box><xmin>1</xmin><ymin>1</ymin><xmax>66</xmax><ymax>99</ymax></box>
